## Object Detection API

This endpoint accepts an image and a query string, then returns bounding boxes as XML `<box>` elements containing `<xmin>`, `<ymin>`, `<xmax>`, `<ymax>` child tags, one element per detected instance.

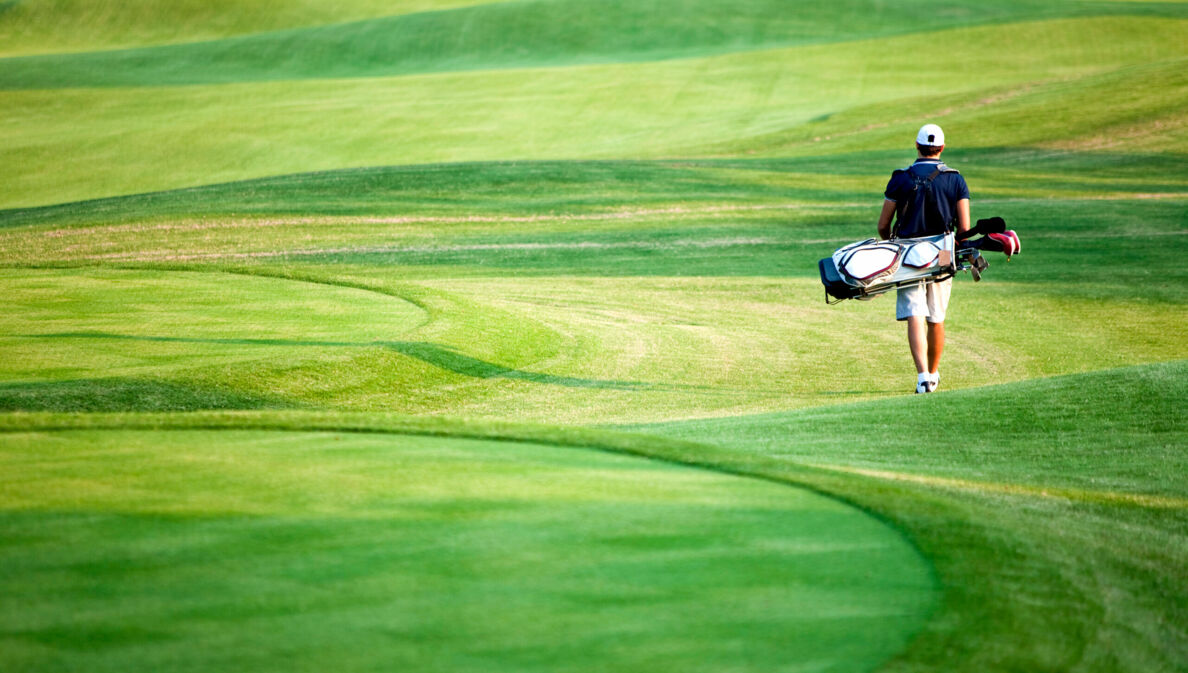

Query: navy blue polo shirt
<box><xmin>884</xmin><ymin>159</ymin><xmax>969</xmax><ymax>238</ymax></box>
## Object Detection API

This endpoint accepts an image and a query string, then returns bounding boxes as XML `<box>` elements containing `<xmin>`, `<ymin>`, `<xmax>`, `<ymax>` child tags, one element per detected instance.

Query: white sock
<box><xmin>918</xmin><ymin>373</ymin><xmax>931</xmax><ymax>386</ymax></box>
<box><xmin>930</xmin><ymin>372</ymin><xmax>939</xmax><ymax>384</ymax></box>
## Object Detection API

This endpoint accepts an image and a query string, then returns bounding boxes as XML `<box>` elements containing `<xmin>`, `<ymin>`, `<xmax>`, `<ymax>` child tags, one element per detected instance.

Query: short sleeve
<box><xmin>954</xmin><ymin>174</ymin><xmax>970</xmax><ymax>200</ymax></box>
<box><xmin>884</xmin><ymin>173</ymin><xmax>906</xmax><ymax>202</ymax></box>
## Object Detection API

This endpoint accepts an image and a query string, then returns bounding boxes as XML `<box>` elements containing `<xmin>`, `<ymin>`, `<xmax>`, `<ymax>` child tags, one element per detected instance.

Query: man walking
<box><xmin>876</xmin><ymin>124</ymin><xmax>970</xmax><ymax>394</ymax></box>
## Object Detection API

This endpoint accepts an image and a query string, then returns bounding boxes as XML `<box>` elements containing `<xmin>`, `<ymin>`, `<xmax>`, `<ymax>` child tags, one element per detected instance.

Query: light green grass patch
<box><xmin>2</xmin><ymin>17</ymin><xmax>1185</xmax><ymax>207</ymax></box>
<box><xmin>0</xmin><ymin>428</ymin><xmax>937</xmax><ymax>673</ymax></box>
<box><xmin>0</xmin><ymin>268</ymin><xmax>425</xmax><ymax>382</ymax></box>
<box><xmin>0</xmin><ymin>0</ymin><xmax>493</xmax><ymax>56</ymax></box>
<box><xmin>6</xmin><ymin>269</ymin><xmax>1181</xmax><ymax>423</ymax></box>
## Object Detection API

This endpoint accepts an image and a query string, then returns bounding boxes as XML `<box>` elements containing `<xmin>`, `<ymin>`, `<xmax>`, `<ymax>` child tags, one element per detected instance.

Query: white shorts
<box><xmin>896</xmin><ymin>278</ymin><xmax>952</xmax><ymax>323</ymax></box>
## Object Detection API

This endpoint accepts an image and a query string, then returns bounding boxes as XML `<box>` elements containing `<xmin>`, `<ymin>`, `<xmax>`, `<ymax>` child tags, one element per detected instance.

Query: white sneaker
<box><xmin>915</xmin><ymin>374</ymin><xmax>935</xmax><ymax>394</ymax></box>
<box><xmin>930</xmin><ymin>372</ymin><xmax>940</xmax><ymax>392</ymax></box>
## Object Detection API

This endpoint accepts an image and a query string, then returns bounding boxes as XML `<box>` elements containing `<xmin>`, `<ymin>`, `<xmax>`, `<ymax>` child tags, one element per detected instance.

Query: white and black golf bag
<box><xmin>819</xmin><ymin>218</ymin><xmax>1016</xmax><ymax>304</ymax></box>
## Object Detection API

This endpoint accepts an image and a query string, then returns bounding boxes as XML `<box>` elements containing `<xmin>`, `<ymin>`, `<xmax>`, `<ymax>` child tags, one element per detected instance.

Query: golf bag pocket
<box><xmin>834</xmin><ymin>240</ymin><xmax>903</xmax><ymax>287</ymax></box>
<box><xmin>903</xmin><ymin>238</ymin><xmax>943</xmax><ymax>269</ymax></box>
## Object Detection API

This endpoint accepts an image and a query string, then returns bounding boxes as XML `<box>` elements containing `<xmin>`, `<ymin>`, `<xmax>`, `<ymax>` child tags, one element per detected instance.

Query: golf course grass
<box><xmin>0</xmin><ymin>427</ymin><xmax>936</xmax><ymax>672</ymax></box>
<box><xmin>1</xmin><ymin>0</ymin><xmax>1185</xmax><ymax>671</ymax></box>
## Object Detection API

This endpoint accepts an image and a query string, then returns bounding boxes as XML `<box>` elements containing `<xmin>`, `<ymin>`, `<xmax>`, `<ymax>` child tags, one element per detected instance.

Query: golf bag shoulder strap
<box><xmin>911</xmin><ymin>162</ymin><xmax>958</xmax><ymax>182</ymax></box>
<box><xmin>892</xmin><ymin>163</ymin><xmax>958</xmax><ymax>239</ymax></box>
<box><xmin>895</xmin><ymin>162</ymin><xmax>958</xmax><ymax>179</ymax></box>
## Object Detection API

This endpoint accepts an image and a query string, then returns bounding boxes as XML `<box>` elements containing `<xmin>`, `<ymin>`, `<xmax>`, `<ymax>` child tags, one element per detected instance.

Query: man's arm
<box><xmin>877</xmin><ymin>199</ymin><xmax>897</xmax><ymax>240</ymax></box>
<box><xmin>956</xmin><ymin>198</ymin><xmax>970</xmax><ymax>236</ymax></box>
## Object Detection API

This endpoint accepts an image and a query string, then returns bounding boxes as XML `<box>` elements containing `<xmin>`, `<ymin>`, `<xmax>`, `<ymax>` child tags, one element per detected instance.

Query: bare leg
<box><xmin>927</xmin><ymin>321</ymin><xmax>945</xmax><ymax>374</ymax></box>
<box><xmin>907</xmin><ymin>316</ymin><xmax>928</xmax><ymax>374</ymax></box>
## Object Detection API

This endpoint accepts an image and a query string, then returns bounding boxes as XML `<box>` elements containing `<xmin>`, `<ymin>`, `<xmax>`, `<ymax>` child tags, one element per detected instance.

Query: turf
<box><xmin>633</xmin><ymin>362</ymin><xmax>1188</xmax><ymax>671</ymax></box>
<box><xmin>1</xmin><ymin>1</ymin><xmax>1186</xmax><ymax>671</ymax></box>
<box><xmin>0</xmin><ymin>0</ymin><xmax>484</xmax><ymax>57</ymax></box>
<box><xmin>8</xmin><ymin>0</ymin><xmax>1183</xmax><ymax>88</ymax></box>
<box><xmin>2</xmin><ymin>16</ymin><xmax>1186</xmax><ymax>208</ymax></box>
<box><xmin>0</xmin><ymin>429</ymin><xmax>936</xmax><ymax>673</ymax></box>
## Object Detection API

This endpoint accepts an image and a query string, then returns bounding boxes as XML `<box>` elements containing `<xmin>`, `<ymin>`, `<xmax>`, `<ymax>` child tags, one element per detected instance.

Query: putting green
<box><xmin>0</xmin><ymin>428</ymin><xmax>937</xmax><ymax>673</ymax></box>
<box><xmin>0</xmin><ymin>268</ymin><xmax>425</xmax><ymax>383</ymax></box>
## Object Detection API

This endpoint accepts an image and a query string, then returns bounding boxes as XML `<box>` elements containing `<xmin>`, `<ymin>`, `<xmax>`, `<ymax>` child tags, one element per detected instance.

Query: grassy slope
<box><xmin>6</xmin><ymin>0</ymin><xmax>1176</xmax><ymax>87</ymax></box>
<box><xmin>0</xmin><ymin>0</ymin><xmax>488</xmax><ymax>56</ymax></box>
<box><xmin>3</xmin><ymin>149</ymin><xmax>1186</xmax><ymax>228</ymax></box>
<box><xmin>1</xmin><ymin>1</ymin><xmax>1187</xmax><ymax>672</ymax></box>
<box><xmin>1</xmin><ymin>162</ymin><xmax>1184</xmax><ymax>421</ymax></box>
<box><xmin>0</xmin><ymin>429</ymin><xmax>936</xmax><ymax>672</ymax></box>
<box><xmin>0</xmin><ymin>363</ymin><xmax>1182</xmax><ymax>671</ymax></box>
<box><xmin>1</xmin><ymin>16</ymin><xmax>1186</xmax><ymax>208</ymax></box>
<box><xmin>635</xmin><ymin>362</ymin><xmax>1188</xmax><ymax>672</ymax></box>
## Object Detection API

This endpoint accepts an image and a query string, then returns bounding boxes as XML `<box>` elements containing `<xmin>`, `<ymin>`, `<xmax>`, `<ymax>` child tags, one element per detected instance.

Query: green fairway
<box><xmin>3</xmin><ymin>15</ymin><xmax>1187</xmax><ymax>208</ymax></box>
<box><xmin>0</xmin><ymin>0</ymin><xmax>484</xmax><ymax>56</ymax></box>
<box><xmin>630</xmin><ymin>362</ymin><xmax>1188</xmax><ymax>671</ymax></box>
<box><xmin>10</xmin><ymin>0</ymin><xmax>1186</xmax><ymax>88</ymax></box>
<box><xmin>1</xmin><ymin>0</ymin><xmax>1186</xmax><ymax>671</ymax></box>
<box><xmin>0</xmin><ymin>427</ymin><xmax>936</xmax><ymax>672</ymax></box>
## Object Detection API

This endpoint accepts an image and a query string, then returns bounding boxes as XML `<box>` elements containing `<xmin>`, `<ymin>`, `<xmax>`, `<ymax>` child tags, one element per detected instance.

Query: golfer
<box><xmin>876</xmin><ymin>124</ymin><xmax>970</xmax><ymax>394</ymax></box>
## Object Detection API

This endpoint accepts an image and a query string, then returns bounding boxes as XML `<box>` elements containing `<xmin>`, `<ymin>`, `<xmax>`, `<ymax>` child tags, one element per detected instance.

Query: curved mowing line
<box><xmin>0</xmin><ymin>421</ymin><xmax>942</xmax><ymax>672</ymax></box>
<box><xmin>212</xmin><ymin>266</ymin><xmax>438</xmax><ymax>322</ymax></box>
<box><xmin>13</xmin><ymin>266</ymin><xmax>435</xmax><ymax>331</ymax></box>
<box><xmin>12</xmin><ymin>404</ymin><xmax>1162</xmax><ymax>534</ymax></box>
<box><xmin>0</xmin><ymin>410</ymin><xmax>917</xmax><ymax>514</ymax></box>
<box><xmin>5</xmin><ymin>265</ymin><xmax>620</xmax><ymax>393</ymax></box>
<box><xmin>0</xmin><ymin>268</ymin><xmax>440</xmax><ymax>382</ymax></box>
<box><xmin>0</xmin><ymin>412</ymin><xmax>941</xmax><ymax>584</ymax></box>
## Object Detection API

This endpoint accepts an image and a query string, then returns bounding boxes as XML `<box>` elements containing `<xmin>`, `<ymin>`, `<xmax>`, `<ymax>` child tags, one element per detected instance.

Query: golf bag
<box><xmin>819</xmin><ymin>217</ymin><xmax>1016</xmax><ymax>304</ymax></box>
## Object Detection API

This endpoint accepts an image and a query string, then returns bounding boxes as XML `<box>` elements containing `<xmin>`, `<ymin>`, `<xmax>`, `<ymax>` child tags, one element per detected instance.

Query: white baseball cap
<box><xmin>916</xmin><ymin>124</ymin><xmax>944</xmax><ymax>147</ymax></box>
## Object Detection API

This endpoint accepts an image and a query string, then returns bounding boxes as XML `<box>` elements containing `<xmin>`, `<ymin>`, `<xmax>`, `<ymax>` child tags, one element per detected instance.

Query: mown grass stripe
<box><xmin>806</xmin><ymin>463</ymin><xmax>1188</xmax><ymax>510</ymax></box>
<box><xmin>6</xmin><ymin>0</ymin><xmax>1176</xmax><ymax>88</ymax></box>
<box><xmin>0</xmin><ymin>0</ymin><xmax>489</xmax><ymax>57</ymax></box>
<box><xmin>4</xmin><ymin>17</ymin><xmax>1186</xmax><ymax>208</ymax></box>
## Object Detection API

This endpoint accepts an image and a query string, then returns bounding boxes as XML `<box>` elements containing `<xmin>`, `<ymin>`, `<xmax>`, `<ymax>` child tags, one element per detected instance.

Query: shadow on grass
<box><xmin>24</xmin><ymin>332</ymin><xmax>691</xmax><ymax>392</ymax></box>
<box><xmin>0</xmin><ymin>377</ymin><xmax>296</xmax><ymax>413</ymax></box>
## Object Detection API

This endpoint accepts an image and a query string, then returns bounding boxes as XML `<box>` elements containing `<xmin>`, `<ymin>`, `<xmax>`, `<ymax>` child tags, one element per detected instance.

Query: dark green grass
<box><xmin>642</xmin><ymin>361</ymin><xmax>1188</xmax><ymax>498</ymax></box>
<box><xmin>0</xmin><ymin>378</ymin><xmax>298</xmax><ymax>413</ymax></box>
<box><xmin>3</xmin><ymin>0</ymin><xmax>1181</xmax><ymax>88</ymax></box>
<box><xmin>292</xmin><ymin>200</ymin><xmax>1188</xmax><ymax>292</ymax></box>
<box><xmin>627</xmin><ymin>361</ymin><xmax>1188</xmax><ymax>672</ymax></box>
<box><xmin>4</xmin><ymin>156</ymin><xmax>1184</xmax><ymax>305</ymax></box>
<box><xmin>5</xmin><ymin>150</ymin><xmax>1183</xmax><ymax>228</ymax></box>
<box><xmin>2</xmin><ymin>362</ymin><xmax>1183</xmax><ymax>672</ymax></box>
